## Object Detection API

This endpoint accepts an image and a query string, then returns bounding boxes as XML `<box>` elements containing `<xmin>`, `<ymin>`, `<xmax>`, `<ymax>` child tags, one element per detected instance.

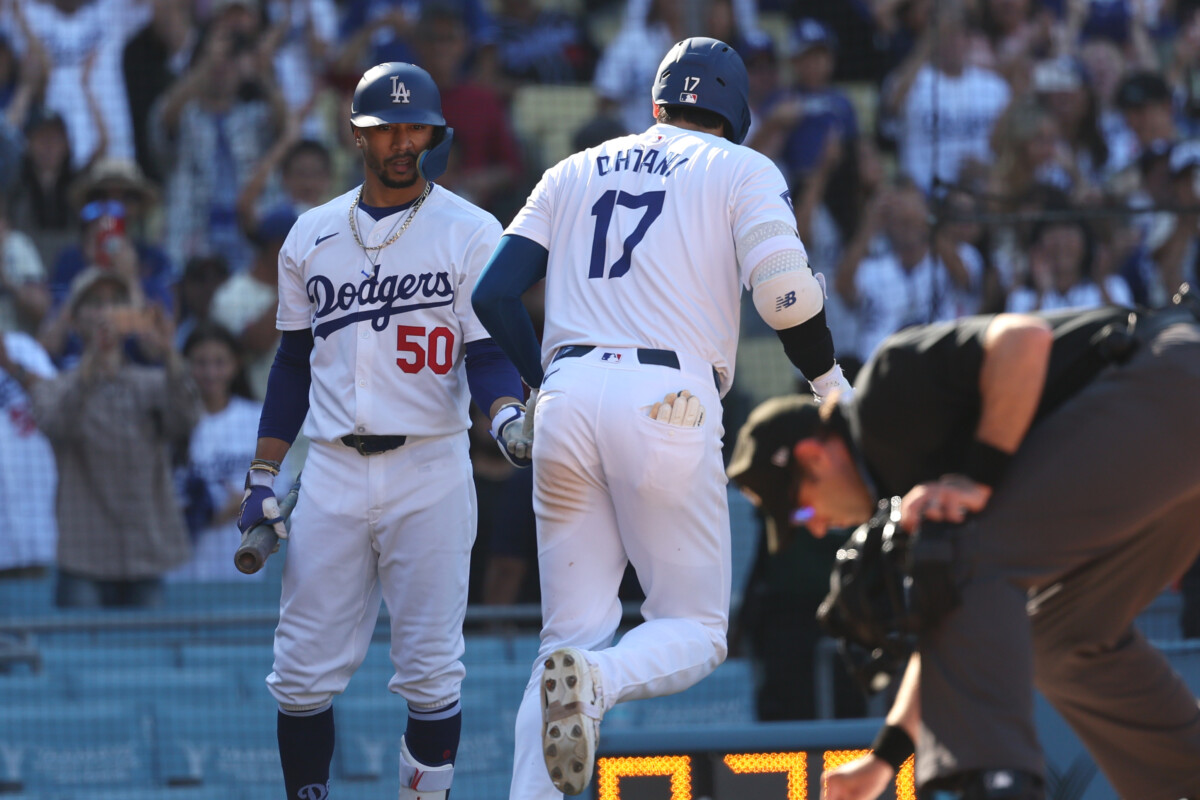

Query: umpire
<box><xmin>727</xmin><ymin>294</ymin><xmax>1200</xmax><ymax>799</ymax></box>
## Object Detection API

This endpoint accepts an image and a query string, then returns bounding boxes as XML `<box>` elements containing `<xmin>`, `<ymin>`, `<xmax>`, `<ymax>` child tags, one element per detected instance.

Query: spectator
<box><xmin>173</xmin><ymin>254</ymin><xmax>230</xmax><ymax>351</ymax></box>
<box><xmin>0</xmin><ymin>18</ymin><xmax>50</xmax><ymax>197</ymax></box>
<box><xmin>169</xmin><ymin>322</ymin><xmax>263</xmax><ymax>582</ymax></box>
<box><xmin>236</xmin><ymin>129</ymin><xmax>333</xmax><ymax>241</ymax></box>
<box><xmin>30</xmin><ymin>267</ymin><xmax>199</xmax><ymax>608</ymax></box>
<box><xmin>483</xmin><ymin>0</ymin><xmax>597</xmax><ymax>100</ymax></box>
<box><xmin>989</xmin><ymin>96</ymin><xmax>1074</xmax><ymax>206</ymax></box>
<box><xmin>791</xmin><ymin>133</ymin><xmax>866</xmax><ymax>354</ymax></box>
<box><xmin>150</xmin><ymin>8</ymin><xmax>284</xmax><ymax>274</ymax></box>
<box><xmin>1115</xmin><ymin>70</ymin><xmax>1179</xmax><ymax>152</ymax></box>
<box><xmin>0</xmin><ymin>329</ymin><xmax>56</xmax><ymax>579</ymax></box>
<box><xmin>1128</xmin><ymin>139</ymin><xmax>1200</xmax><ymax>304</ymax></box>
<box><xmin>14</xmin><ymin>0</ymin><xmax>150</xmax><ymax>168</ymax></box>
<box><xmin>1032</xmin><ymin>56</ymin><xmax>1115</xmax><ymax>195</ymax></box>
<box><xmin>1077</xmin><ymin>37</ymin><xmax>1139</xmax><ymax>175</ymax></box>
<box><xmin>835</xmin><ymin>178</ymin><xmax>985</xmax><ymax>361</ymax></box>
<box><xmin>592</xmin><ymin>0</ymin><xmax>685</xmax><ymax>135</ymax></box>
<box><xmin>1114</xmin><ymin>72</ymin><xmax>1200</xmax><ymax>304</ymax></box>
<box><xmin>263</xmin><ymin>0</ymin><xmax>338</xmax><ymax>139</ymax></box>
<box><xmin>9</xmin><ymin>108</ymin><xmax>77</xmax><ymax>252</ymax></box>
<box><xmin>0</xmin><ymin>197</ymin><xmax>51</xmax><ymax>336</ymax></box>
<box><xmin>38</xmin><ymin>159</ymin><xmax>174</xmax><ymax>367</ymax></box>
<box><xmin>414</xmin><ymin>6</ymin><xmax>523</xmax><ymax>217</ymax></box>
<box><xmin>884</xmin><ymin>6</ymin><xmax>1011</xmax><ymax>193</ymax></box>
<box><xmin>869</xmin><ymin>0</ymin><xmax>935</xmax><ymax>87</ymax></box>
<box><xmin>122</xmin><ymin>0</ymin><xmax>198</xmax><ymax>184</ymax></box>
<box><xmin>965</xmin><ymin>0</ymin><xmax>1056</xmax><ymax>84</ymax></box>
<box><xmin>209</xmin><ymin>206</ymin><xmax>296</xmax><ymax>399</ymax></box>
<box><xmin>336</xmin><ymin>0</ymin><xmax>497</xmax><ymax>75</ymax></box>
<box><xmin>1006</xmin><ymin>217</ymin><xmax>1134</xmax><ymax>311</ymax></box>
<box><xmin>748</xmin><ymin>19</ymin><xmax>861</xmax><ymax>240</ymax></box>
<box><xmin>740</xmin><ymin>32</ymin><xmax>780</xmax><ymax>146</ymax></box>
<box><xmin>1171</xmin><ymin>2</ymin><xmax>1200</xmax><ymax>138</ymax></box>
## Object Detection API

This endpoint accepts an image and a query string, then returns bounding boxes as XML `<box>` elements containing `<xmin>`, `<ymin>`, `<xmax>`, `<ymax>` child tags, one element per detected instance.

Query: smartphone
<box><xmin>107</xmin><ymin>306</ymin><xmax>148</xmax><ymax>336</ymax></box>
<box><xmin>95</xmin><ymin>212</ymin><xmax>126</xmax><ymax>268</ymax></box>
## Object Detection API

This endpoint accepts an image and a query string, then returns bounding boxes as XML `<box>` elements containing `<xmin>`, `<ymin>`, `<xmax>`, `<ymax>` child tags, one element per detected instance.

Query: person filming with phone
<box><xmin>27</xmin><ymin>267</ymin><xmax>201</xmax><ymax>608</ymax></box>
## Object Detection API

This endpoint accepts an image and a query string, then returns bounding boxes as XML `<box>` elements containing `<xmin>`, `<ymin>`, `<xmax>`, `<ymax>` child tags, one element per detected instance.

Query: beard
<box><xmin>365</xmin><ymin>150</ymin><xmax>419</xmax><ymax>189</ymax></box>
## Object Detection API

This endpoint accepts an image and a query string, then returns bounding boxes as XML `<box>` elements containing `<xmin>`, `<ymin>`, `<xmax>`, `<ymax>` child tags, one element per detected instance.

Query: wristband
<box><xmin>962</xmin><ymin>440</ymin><xmax>1011</xmax><ymax>489</ymax></box>
<box><xmin>249</xmin><ymin>458</ymin><xmax>282</xmax><ymax>476</ymax></box>
<box><xmin>870</xmin><ymin>724</ymin><xmax>914</xmax><ymax>772</ymax></box>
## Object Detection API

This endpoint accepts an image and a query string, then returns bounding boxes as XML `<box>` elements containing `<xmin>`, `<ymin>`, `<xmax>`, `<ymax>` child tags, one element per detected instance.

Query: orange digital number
<box><xmin>596</xmin><ymin>755</ymin><xmax>692</xmax><ymax>800</ymax></box>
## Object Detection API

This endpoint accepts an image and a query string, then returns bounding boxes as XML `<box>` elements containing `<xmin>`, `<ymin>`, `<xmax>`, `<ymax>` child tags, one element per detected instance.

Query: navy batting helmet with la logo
<box><xmin>351</xmin><ymin>62</ymin><xmax>455</xmax><ymax>180</ymax></box>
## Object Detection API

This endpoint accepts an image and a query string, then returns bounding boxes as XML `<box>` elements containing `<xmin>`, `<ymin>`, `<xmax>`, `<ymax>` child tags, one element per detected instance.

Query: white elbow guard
<box><xmin>749</xmin><ymin>250</ymin><xmax>826</xmax><ymax>330</ymax></box>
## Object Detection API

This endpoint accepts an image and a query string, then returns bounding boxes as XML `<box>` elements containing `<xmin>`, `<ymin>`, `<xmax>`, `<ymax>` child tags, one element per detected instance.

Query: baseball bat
<box><xmin>234</xmin><ymin>473</ymin><xmax>302</xmax><ymax>575</ymax></box>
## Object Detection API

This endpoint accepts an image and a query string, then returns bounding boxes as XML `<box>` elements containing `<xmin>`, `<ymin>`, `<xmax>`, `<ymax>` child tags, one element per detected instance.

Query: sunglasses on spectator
<box><xmin>80</xmin><ymin>200</ymin><xmax>126</xmax><ymax>224</ymax></box>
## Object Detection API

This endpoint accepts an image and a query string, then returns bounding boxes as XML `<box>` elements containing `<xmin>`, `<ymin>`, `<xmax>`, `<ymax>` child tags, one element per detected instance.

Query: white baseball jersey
<box><xmin>900</xmin><ymin>64</ymin><xmax>1010</xmax><ymax>193</ymax></box>
<box><xmin>277</xmin><ymin>185</ymin><xmax>501</xmax><ymax>442</ymax></box>
<box><xmin>0</xmin><ymin>332</ymin><xmax>57</xmax><ymax>571</ymax></box>
<box><xmin>505</xmin><ymin>122</ymin><xmax>803</xmax><ymax>396</ymax></box>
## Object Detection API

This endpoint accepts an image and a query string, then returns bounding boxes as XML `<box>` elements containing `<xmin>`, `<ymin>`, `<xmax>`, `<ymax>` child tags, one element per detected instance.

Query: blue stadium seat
<box><xmin>332</xmin><ymin>697</ymin><xmax>405</xmax><ymax>782</ymax></box>
<box><xmin>1136</xmin><ymin>590</ymin><xmax>1184</xmax><ymax>641</ymax></box>
<box><xmin>65</xmin><ymin>666</ymin><xmax>238</xmax><ymax>707</ymax></box>
<box><xmin>0</xmin><ymin>671</ymin><xmax>63</xmax><ymax>705</ymax></box>
<box><xmin>177</xmin><ymin>642</ymin><xmax>274</xmax><ymax>698</ymax></box>
<box><xmin>632</xmin><ymin>657</ymin><xmax>756</xmax><ymax>728</ymax></box>
<box><xmin>461</xmin><ymin>632</ymin><xmax>513</xmax><ymax>666</ymax></box>
<box><xmin>154</xmin><ymin>703</ymin><xmax>280</xmax><ymax>787</ymax></box>
<box><xmin>61</xmin><ymin>787</ymin><xmax>253</xmax><ymax>800</ymax></box>
<box><xmin>0</xmin><ymin>701</ymin><xmax>153</xmax><ymax>793</ymax></box>
<box><xmin>39</xmin><ymin>642</ymin><xmax>180</xmax><ymax>674</ymax></box>
<box><xmin>0</xmin><ymin>573</ymin><xmax>56</xmax><ymax>617</ymax></box>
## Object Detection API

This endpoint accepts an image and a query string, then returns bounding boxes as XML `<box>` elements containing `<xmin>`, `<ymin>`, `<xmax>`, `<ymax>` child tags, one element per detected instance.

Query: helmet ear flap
<box><xmin>417</xmin><ymin>127</ymin><xmax>454</xmax><ymax>181</ymax></box>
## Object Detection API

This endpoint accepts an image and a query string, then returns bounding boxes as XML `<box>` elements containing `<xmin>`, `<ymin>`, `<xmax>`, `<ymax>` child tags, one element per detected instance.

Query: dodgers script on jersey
<box><xmin>505</xmin><ymin>123</ymin><xmax>803</xmax><ymax>395</ymax></box>
<box><xmin>276</xmin><ymin>186</ymin><xmax>500</xmax><ymax>441</ymax></box>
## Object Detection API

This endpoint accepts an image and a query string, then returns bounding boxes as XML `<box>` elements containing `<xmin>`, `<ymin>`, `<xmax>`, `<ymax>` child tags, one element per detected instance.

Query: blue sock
<box><xmin>405</xmin><ymin>700</ymin><xmax>462</xmax><ymax>766</ymax></box>
<box><xmin>278</xmin><ymin>704</ymin><xmax>335</xmax><ymax>799</ymax></box>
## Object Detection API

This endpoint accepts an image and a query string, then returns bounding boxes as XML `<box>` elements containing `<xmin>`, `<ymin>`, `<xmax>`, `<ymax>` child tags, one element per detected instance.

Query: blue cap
<box><xmin>256</xmin><ymin>206</ymin><xmax>298</xmax><ymax>246</ymax></box>
<box><xmin>789</xmin><ymin>19</ymin><xmax>836</xmax><ymax>58</ymax></box>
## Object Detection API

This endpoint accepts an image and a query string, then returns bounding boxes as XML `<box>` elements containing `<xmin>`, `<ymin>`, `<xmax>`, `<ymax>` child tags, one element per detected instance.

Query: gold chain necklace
<box><xmin>347</xmin><ymin>180</ymin><xmax>433</xmax><ymax>254</ymax></box>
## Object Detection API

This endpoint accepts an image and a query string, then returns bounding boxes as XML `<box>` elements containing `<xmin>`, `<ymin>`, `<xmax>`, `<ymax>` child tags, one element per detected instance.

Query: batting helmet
<box><xmin>350</xmin><ymin>62</ymin><xmax>455</xmax><ymax>181</ymax></box>
<box><xmin>652</xmin><ymin>37</ymin><xmax>751</xmax><ymax>145</ymax></box>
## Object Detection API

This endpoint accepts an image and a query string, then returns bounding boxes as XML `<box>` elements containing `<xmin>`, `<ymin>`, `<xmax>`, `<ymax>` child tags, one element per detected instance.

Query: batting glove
<box><xmin>237</xmin><ymin>468</ymin><xmax>288</xmax><ymax>540</ymax></box>
<box><xmin>810</xmin><ymin>362</ymin><xmax>854</xmax><ymax>404</ymax></box>
<box><xmin>650</xmin><ymin>389</ymin><xmax>705</xmax><ymax>427</ymax></box>
<box><xmin>491</xmin><ymin>389</ymin><xmax>537</xmax><ymax>468</ymax></box>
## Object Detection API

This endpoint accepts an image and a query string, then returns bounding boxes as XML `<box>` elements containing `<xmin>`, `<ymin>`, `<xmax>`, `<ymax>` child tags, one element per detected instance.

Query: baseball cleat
<box><xmin>541</xmin><ymin>647</ymin><xmax>604</xmax><ymax>796</ymax></box>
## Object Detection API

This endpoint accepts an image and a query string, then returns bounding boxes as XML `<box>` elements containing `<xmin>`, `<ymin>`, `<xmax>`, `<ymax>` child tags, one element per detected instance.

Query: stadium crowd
<box><xmin>0</xmin><ymin>0</ymin><xmax>1197</xmax><ymax>680</ymax></box>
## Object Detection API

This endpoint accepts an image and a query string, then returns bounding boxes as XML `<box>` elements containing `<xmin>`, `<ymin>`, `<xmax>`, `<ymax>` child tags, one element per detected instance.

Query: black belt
<box><xmin>552</xmin><ymin>345</ymin><xmax>720</xmax><ymax>389</ymax></box>
<box><xmin>340</xmin><ymin>434</ymin><xmax>407</xmax><ymax>455</ymax></box>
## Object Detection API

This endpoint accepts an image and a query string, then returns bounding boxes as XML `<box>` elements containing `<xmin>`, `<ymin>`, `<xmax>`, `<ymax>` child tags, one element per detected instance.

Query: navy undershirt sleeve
<box><xmin>257</xmin><ymin>329</ymin><xmax>314</xmax><ymax>443</ymax></box>
<box><xmin>465</xmin><ymin>338</ymin><xmax>524</xmax><ymax>415</ymax></box>
<box><xmin>471</xmin><ymin>234</ymin><xmax>549</xmax><ymax>388</ymax></box>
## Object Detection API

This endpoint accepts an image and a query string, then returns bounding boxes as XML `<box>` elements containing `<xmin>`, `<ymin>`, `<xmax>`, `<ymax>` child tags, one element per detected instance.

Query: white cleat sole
<box><xmin>541</xmin><ymin>647</ymin><xmax>602</xmax><ymax>796</ymax></box>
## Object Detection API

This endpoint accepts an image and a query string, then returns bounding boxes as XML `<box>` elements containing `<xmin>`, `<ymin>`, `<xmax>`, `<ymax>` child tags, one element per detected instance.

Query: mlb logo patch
<box><xmin>601</xmin><ymin>352</ymin><xmax>622</xmax><ymax>362</ymax></box>
<box><xmin>679</xmin><ymin>92</ymin><xmax>699</xmax><ymax>104</ymax></box>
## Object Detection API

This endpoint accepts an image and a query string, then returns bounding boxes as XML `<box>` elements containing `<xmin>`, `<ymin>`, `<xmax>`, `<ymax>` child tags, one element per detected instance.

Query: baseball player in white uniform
<box><xmin>472</xmin><ymin>37</ymin><xmax>854</xmax><ymax>798</ymax></box>
<box><xmin>236</xmin><ymin>63</ymin><xmax>532</xmax><ymax>800</ymax></box>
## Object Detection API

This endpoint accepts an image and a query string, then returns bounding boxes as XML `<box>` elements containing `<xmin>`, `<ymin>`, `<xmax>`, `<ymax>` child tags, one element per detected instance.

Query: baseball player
<box><xmin>727</xmin><ymin>299</ymin><xmax>1200</xmax><ymax>799</ymax></box>
<box><xmin>235</xmin><ymin>62</ymin><xmax>532</xmax><ymax>800</ymax></box>
<box><xmin>472</xmin><ymin>38</ymin><xmax>854</xmax><ymax>798</ymax></box>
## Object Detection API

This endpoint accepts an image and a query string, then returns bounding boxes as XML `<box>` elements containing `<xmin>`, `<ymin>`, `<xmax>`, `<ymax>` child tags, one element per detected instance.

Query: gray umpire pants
<box><xmin>917</xmin><ymin>321</ymin><xmax>1200</xmax><ymax>800</ymax></box>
